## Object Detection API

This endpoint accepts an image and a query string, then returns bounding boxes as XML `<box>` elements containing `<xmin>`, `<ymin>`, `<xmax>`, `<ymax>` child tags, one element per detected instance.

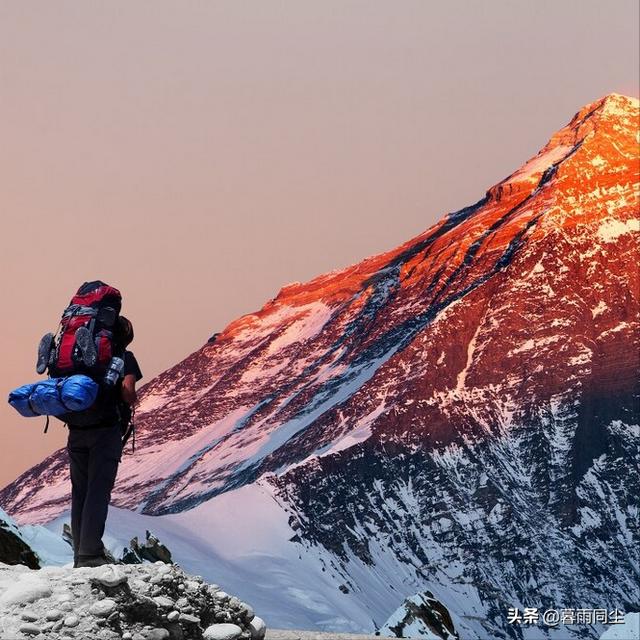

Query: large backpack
<box><xmin>43</xmin><ymin>281</ymin><xmax>123</xmax><ymax>379</ymax></box>
<box><xmin>34</xmin><ymin>281</ymin><xmax>126</xmax><ymax>429</ymax></box>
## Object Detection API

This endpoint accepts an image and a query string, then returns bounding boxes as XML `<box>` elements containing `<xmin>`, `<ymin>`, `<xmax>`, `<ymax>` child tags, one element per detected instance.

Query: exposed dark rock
<box><xmin>0</xmin><ymin>510</ymin><xmax>40</xmax><ymax>569</ymax></box>
<box><xmin>383</xmin><ymin>591</ymin><xmax>459</xmax><ymax>639</ymax></box>
<box><xmin>122</xmin><ymin>530</ymin><xmax>173</xmax><ymax>564</ymax></box>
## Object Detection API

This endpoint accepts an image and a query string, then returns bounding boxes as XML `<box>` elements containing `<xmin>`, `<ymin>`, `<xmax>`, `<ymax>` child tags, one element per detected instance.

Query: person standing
<box><xmin>66</xmin><ymin>316</ymin><xmax>142</xmax><ymax>568</ymax></box>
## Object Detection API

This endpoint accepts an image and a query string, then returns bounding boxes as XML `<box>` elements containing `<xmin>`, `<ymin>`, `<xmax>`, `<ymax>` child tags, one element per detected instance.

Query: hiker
<box><xmin>67</xmin><ymin>315</ymin><xmax>143</xmax><ymax>568</ymax></box>
<box><xmin>7</xmin><ymin>281</ymin><xmax>144</xmax><ymax>567</ymax></box>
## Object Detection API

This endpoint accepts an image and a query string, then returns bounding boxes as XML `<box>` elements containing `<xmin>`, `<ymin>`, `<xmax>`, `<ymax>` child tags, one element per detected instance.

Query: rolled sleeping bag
<box><xmin>8</xmin><ymin>383</ymin><xmax>40</xmax><ymax>417</ymax></box>
<box><xmin>29</xmin><ymin>379</ymin><xmax>69</xmax><ymax>415</ymax></box>
<box><xmin>59</xmin><ymin>375</ymin><xmax>100</xmax><ymax>411</ymax></box>
<box><xmin>8</xmin><ymin>375</ymin><xmax>99</xmax><ymax>417</ymax></box>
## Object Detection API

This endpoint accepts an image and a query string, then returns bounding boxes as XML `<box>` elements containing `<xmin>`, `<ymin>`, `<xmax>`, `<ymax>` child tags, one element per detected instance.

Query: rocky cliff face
<box><xmin>2</xmin><ymin>94</ymin><xmax>638</xmax><ymax>639</ymax></box>
<box><xmin>0</xmin><ymin>508</ymin><xmax>39</xmax><ymax>570</ymax></box>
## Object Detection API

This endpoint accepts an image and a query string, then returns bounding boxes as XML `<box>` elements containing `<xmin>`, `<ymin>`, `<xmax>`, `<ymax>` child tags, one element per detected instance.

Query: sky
<box><xmin>0</xmin><ymin>0</ymin><xmax>638</xmax><ymax>488</ymax></box>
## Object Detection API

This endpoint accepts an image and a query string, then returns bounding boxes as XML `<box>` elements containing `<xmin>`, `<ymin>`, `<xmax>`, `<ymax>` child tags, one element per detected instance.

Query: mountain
<box><xmin>2</xmin><ymin>93</ymin><xmax>638</xmax><ymax>639</ymax></box>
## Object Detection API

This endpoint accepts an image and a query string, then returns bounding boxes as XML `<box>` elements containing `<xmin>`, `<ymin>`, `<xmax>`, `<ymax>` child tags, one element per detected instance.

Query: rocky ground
<box><xmin>0</xmin><ymin>562</ymin><xmax>266</xmax><ymax>640</ymax></box>
<box><xmin>265</xmin><ymin>631</ymin><xmax>397</xmax><ymax>639</ymax></box>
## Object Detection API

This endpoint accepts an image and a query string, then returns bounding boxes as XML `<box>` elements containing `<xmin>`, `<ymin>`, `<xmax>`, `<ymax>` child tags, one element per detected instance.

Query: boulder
<box><xmin>248</xmin><ymin>617</ymin><xmax>266</xmax><ymax>640</ymax></box>
<box><xmin>203</xmin><ymin>623</ymin><xmax>243</xmax><ymax>640</ymax></box>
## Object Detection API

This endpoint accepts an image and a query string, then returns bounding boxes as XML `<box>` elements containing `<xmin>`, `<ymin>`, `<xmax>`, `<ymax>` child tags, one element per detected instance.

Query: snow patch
<box><xmin>455</xmin><ymin>324</ymin><xmax>482</xmax><ymax>394</ymax></box>
<box><xmin>597</xmin><ymin>217</ymin><xmax>639</xmax><ymax>243</ymax></box>
<box><xmin>591</xmin><ymin>301</ymin><xmax>608</xmax><ymax>318</ymax></box>
<box><xmin>509</xmin><ymin>144</ymin><xmax>574</xmax><ymax>183</ymax></box>
<box><xmin>266</xmin><ymin>303</ymin><xmax>334</xmax><ymax>355</ymax></box>
<box><xmin>0</xmin><ymin>573</ymin><xmax>52</xmax><ymax>606</ymax></box>
<box><xmin>318</xmin><ymin>401</ymin><xmax>386</xmax><ymax>457</ymax></box>
<box><xmin>599</xmin><ymin>613</ymin><xmax>639</xmax><ymax>639</ymax></box>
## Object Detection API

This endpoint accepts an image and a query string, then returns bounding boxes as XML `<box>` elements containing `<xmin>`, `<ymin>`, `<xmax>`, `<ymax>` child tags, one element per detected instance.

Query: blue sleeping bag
<box><xmin>8</xmin><ymin>375</ymin><xmax>99</xmax><ymax>417</ymax></box>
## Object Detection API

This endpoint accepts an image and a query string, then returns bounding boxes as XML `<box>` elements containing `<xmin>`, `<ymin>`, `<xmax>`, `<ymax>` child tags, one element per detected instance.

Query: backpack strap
<box><xmin>61</xmin><ymin>305</ymin><xmax>98</xmax><ymax>319</ymax></box>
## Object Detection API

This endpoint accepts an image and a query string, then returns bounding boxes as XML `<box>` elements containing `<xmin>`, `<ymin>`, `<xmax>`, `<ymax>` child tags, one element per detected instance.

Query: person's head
<box><xmin>117</xmin><ymin>316</ymin><xmax>134</xmax><ymax>347</ymax></box>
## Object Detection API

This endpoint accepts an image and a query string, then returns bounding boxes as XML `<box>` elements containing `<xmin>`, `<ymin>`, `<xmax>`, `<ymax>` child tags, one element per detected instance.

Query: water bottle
<box><xmin>104</xmin><ymin>356</ymin><xmax>125</xmax><ymax>386</ymax></box>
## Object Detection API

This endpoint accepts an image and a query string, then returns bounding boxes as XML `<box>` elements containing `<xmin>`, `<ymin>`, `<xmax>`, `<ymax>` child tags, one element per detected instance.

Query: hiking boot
<box><xmin>36</xmin><ymin>332</ymin><xmax>55</xmax><ymax>374</ymax></box>
<box><xmin>75</xmin><ymin>554</ymin><xmax>110</xmax><ymax>568</ymax></box>
<box><xmin>74</xmin><ymin>326</ymin><xmax>97</xmax><ymax>367</ymax></box>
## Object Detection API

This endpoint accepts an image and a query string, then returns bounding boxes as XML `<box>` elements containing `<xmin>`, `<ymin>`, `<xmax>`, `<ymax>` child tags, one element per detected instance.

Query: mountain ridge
<box><xmin>1</xmin><ymin>93</ymin><xmax>638</xmax><ymax>639</ymax></box>
<box><xmin>2</xmin><ymin>92</ymin><xmax>638</xmax><ymax>519</ymax></box>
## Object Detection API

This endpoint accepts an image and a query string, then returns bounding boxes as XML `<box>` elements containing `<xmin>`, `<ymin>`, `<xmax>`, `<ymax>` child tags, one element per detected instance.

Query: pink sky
<box><xmin>0</xmin><ymin>0</ymin><xmax>638</xmax><ymax>488</ymax></box>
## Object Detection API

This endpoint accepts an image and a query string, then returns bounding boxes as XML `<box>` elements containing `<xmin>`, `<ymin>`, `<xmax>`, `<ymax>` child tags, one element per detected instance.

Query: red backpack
<box><xmin>39</xmin><ymin>281</ymin><xmax>123</xmax><ymax>379</ymax></box>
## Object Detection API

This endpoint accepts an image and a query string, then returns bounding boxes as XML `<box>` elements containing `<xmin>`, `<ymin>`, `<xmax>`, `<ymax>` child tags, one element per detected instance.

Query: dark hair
<box><xmin>118</xmin><ymin>316</ymin><xmax>134</xmax><ymax>347</ymax></box>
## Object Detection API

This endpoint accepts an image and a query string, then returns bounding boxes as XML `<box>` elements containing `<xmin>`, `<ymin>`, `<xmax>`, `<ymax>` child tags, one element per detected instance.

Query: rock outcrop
<box><xmin>0</xmin><ymin>508</ymin><xmax>39</xmax><ymax>570</ymax></box>
<box><xmin>122</xmin><ymin>531</ymin><xmax>173</xmax><ymax>565</ymax></box>
<box><xmin>0</xmin><ymin>562</ymin><xmax>266</xmax><ymax>640</ymax></box>
<box><xmin>380</xmin><ymin>592</ymin><xmax>458</xmax><ymax>639</ymax></box>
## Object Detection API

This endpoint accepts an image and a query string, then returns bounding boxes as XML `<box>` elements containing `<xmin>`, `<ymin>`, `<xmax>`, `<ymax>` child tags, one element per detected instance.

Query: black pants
<box><xmin>67</xmin><ymin>424</ymin><xmax>122</xmax><ymax>558</ymax></box>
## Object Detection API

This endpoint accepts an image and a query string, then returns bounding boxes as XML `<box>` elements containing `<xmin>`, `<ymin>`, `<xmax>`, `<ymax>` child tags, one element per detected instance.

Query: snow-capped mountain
<box><xmin>2</xmin><ymin>93</ymin><xmax>638</xmax><ymax>639</ymax></box>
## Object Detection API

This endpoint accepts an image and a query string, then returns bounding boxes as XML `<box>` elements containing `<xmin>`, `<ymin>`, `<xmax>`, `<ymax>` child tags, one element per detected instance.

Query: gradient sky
<box><xmin>1</xmin><ymin>0</ymin><xmax>638</xmax><ymax>488</ymax></box>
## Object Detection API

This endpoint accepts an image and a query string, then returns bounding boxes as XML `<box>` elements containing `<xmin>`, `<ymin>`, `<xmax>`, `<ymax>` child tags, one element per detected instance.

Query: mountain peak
<box><xmin>587</xmin><ymin>92</ymin><xmax>639</xmax><ymax>116</ymax></box>
<box><xmin>484</xmin><ymin>92</ymin><xmax>638</xmax><ymax>203</ymax></box>
<box><xmin>565</xmin><ymin>92</ymin><xmax>638</xmax><ymax>139</ymax></box>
